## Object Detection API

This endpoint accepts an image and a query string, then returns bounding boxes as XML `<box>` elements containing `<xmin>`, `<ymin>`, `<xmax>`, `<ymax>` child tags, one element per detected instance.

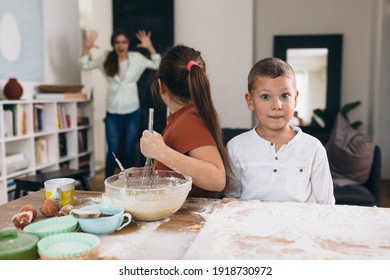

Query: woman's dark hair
<box><xmin>103</xmin><ymin>29</ymin><xmax>130</xmax><ymax>77</ymax></box>
<box><xmin>151</xmin><ymin>45</ymin><xmax>228</xmax><ymax>167</ymax></box>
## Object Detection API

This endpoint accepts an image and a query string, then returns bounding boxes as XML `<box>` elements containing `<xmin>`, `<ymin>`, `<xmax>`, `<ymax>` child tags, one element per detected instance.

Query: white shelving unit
<box><xmin>0</xmin><ymin>99</ymin><xmax>94</xmax><ymax>205</ymax></box>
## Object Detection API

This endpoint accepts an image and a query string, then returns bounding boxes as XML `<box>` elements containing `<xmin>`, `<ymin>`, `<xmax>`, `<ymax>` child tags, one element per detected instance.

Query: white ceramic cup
<box><xmin>44</xmin><ymin>178</ymin><xmax>75</xmax><ymax>209</ymax></box>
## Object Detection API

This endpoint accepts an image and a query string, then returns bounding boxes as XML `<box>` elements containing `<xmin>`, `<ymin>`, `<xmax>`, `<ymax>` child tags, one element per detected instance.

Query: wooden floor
<box><xmin>89</xmin><ymin>170</ymin><xmax>390</xmax><ymax>208</ymax></box>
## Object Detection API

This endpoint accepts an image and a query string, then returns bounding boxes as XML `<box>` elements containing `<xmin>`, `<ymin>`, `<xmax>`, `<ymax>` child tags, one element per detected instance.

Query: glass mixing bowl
<box><xmin>104</xmin><ymin>170</ymin><xmax>192</xmax><ymax>222</ymax></box>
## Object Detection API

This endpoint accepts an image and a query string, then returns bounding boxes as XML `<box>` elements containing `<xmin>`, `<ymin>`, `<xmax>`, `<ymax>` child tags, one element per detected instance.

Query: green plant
<box><xmin>313</xmin><ymin>100</ymin><xmax>362</xmax><ymax>130</ymax></box>
<box><xmin>312</xmin><ymin>108</ymin><xmax>332</xmax><ymax>129</ymax></box>
<box><xmin>340</xmin><ymin>100</ymin><xmax>362</xmax><ymax>129</ymax></box>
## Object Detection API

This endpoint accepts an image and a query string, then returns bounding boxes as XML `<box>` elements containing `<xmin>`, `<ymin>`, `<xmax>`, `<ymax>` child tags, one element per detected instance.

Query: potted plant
<box><xmin>313</xmin><ymin>100</ymin><xmax>362</xmax><ymax>131</ymax></box>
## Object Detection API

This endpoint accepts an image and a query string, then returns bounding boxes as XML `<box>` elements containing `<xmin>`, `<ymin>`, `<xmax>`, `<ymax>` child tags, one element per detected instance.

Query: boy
<box><xmin>224</xmin><ymin>57</ymin><xmax>335</xmax><ymax>204</ymax></box>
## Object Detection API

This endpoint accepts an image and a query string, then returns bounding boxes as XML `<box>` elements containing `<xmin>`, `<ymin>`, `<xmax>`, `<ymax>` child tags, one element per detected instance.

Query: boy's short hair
<box><xmin>248</xmin><ymin>57</ymin><xmax>296</xmax><ymax>91</ymax></box>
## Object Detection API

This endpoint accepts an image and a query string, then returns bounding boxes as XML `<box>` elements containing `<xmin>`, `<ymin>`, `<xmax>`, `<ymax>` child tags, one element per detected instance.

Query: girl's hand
<box><xmin>135</xmin><ymin>30</ymin><xmax>156</xmax><ymax>54</ymax></box>
<box><xmin>140</xmin><ymin>130</ymin><xmax>165</xmax><ymax>160</ymax></box>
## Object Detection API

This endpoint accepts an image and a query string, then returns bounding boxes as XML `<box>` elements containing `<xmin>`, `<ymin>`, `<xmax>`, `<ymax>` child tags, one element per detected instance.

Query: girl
<box><xmin>140</xmin><ymin>45</ymin><xmax>227</xmax><ymax>198</ymax></box>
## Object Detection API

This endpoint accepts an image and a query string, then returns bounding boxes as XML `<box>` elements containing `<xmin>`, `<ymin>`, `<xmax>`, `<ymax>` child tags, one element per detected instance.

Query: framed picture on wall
<box><xmin>0</xmin><ymin>0</ymin><xmax>43</xmax><ymax>80</ymax></box>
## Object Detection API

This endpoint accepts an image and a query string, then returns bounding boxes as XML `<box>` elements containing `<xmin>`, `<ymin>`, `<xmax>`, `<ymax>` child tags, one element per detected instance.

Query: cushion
<box><xmin>325</xmin><ymin>113</ymin><xmax>375</xmax><ymax>186</ymax></box>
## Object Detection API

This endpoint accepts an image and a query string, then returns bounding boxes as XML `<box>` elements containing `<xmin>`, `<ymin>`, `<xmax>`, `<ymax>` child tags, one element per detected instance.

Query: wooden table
<box><xmin>1</xmin><ymin>190</ymin><xmax>390</xmax><ymax>259</ymax></box>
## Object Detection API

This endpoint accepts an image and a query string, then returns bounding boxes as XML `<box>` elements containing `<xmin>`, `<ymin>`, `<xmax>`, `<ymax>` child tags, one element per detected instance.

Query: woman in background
<box><xmin>79</xmin><ymin>29</ymin><xmax>161</xmax><ymax>177</ymax></box>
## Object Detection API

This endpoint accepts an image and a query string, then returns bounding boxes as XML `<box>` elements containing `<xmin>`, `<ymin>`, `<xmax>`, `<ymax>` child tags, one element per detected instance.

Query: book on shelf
<box><xmin>17</xmin><ymin>104</ymin><xmax>27</xmax><ymax>135</ymax></box>
<box><xmin>3</xmin><ymin>108</ymin><xmax>13</xmax><ymax>137</ymax></box>
<box><xmin>77</xmin><ymin>116</ymin><xmax>90</xmax><ymax>126</ymax></box>
<box><xmin>34</xmin><ymin>92</ymin><xmax>87</xmax><ymax>100</ymax></box>
<box><xmin>33</xmin><ymin>103</ymin><xmax>44</xmax><ymax>132</ymax></box>
<box><xmin>56</xmin><ymin>104</ymin><xmax>71</xmax><ymax>129</ymax></box>
<box><xmin>7</xmin><ymin>180</ymin><xmax>16</xmax><ymax>192</ymax></box>
<box><xmin>6</xmin><ymin>153</ymin><xmax>29</xmax><ymax>173</ymax></box>
<box><xmin>78</xmin><ymin>129</ymin><xmax>88</xmax><ymax>153</ymax></box>
<box><xmin>66</xmin><ymin>115</ymin><xmax>71</xmax><ymax>128</ymax></box>
<box><xmin>35</xmin><ymin>138</ymin><xmax>49</xmax><ymax>164</ymax></box>
<box><xmin>4</xmin><ymin>104</ymin><xmax>17</xmax><ymax>136</ymax></box>
<box><xmin>59</xmin><ymin>133</ymin><xmax>68</xmax><ymax>157</ymax></box>
<box><xmin>3</xmin><ymin>104</ymin><xmax>27</xmax><ymax>137</ymax></box>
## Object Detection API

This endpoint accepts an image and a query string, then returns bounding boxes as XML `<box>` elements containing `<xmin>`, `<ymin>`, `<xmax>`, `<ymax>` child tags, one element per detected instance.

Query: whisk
<box><xmin>112</xmin><ymin>152</ymin><xmax>133</xmax><ymax>188</ymax></box>
<box><xmin>140</xmin><ymin>108</ymin><xmax>155</xmax><ymax>187</ymax></box>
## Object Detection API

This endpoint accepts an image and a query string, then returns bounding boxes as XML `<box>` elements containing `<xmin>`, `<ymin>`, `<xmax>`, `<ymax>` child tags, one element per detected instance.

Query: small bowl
<box><xmin>38</xmin><ymin>232</ymin><xmax>100</xmax><ymax>260</ymax></box>
<box><xmin>24</xmin><ymin>215</ymin><xmax>78</xmax><ymax>238</ymax></box>
<box><xmin>72</xmin><ymin>204</ymin><xmax>132</xmax><ymax>235</ymax></box>
<box><xmin>104</xmin><ymin>170</ymin><xmax>191</xmax><ymax>222</ymax></box>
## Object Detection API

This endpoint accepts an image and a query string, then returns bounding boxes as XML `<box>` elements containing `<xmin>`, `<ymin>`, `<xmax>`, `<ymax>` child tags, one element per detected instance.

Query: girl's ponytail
<box><xmin>152</xmin><ymin>45</ymin><xmax>228</xmax><ymax>167</ymax></box>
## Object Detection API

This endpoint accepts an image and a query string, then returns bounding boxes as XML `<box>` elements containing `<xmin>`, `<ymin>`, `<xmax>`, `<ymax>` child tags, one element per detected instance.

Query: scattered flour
<box><xmin>183</xmin><ymin>200</ymin><xmax>390</xmax><ymax>259</ymax></box>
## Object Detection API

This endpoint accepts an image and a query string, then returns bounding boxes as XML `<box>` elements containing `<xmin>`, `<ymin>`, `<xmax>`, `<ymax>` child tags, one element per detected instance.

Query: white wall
<box><xmin>43</xmin><ymin>0</ymin><xmax>81</xmax><ymax>85</ymax></box>
<box><xmin>174</xmin><ymin>0</ymin><xmax>254</xmax><ymax>129</ymax></box>
<box><xmin>78</xmin><ymin>0</ymin><xmax>112</xmax><ymax>170</ymax></box>
<box><xmin>0</xmin><ymin>0</ymin><xmax>81</xmax><ymax>99</ymax></box>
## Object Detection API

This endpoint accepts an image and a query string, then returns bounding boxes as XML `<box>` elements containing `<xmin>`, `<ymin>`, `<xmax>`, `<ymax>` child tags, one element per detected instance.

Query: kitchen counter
<box><xmin>1</xmin><ymin>189</ymin><xmax>390</xmax><ymax>259</ymax></box>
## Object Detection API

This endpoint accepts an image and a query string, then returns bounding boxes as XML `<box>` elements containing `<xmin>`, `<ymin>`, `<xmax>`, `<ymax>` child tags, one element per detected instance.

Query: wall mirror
<box><xmin>273</xmin><ymin>34</ymin><xmax>343</xmax><ymax>130</ymax></box>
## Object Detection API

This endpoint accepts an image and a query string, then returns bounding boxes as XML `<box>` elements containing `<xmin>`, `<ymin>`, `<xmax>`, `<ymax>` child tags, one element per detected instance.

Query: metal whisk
<box><xmin>140</xmin><ymin>108</ymin><xmax>155</xmax><ymax>187</ymax></box>
<box><xmin>112</xmin><ymin>152</ymin><xmax>133</xmax><ymax>188</ymax></box>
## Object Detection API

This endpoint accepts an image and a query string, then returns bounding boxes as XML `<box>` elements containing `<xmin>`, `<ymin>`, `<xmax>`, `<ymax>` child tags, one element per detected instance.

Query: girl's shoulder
<box><xmin>175</xmin><ymin>106</ymin><xmax>205</xmax><ymax>130</ymax></box>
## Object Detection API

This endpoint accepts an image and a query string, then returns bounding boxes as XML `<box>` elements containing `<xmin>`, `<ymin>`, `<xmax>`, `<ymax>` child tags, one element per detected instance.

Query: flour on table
<box><xmin>183</xmin><ymin>200</ymin><xmax>390</xmax><ymax>259</ymax></box>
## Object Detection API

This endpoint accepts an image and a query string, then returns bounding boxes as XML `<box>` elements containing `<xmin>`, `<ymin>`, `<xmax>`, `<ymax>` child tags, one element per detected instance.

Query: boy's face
<box><xmin>245</xmin><ymin>75</ymin><xmax>298</xmax><ymax>132</ymax></box>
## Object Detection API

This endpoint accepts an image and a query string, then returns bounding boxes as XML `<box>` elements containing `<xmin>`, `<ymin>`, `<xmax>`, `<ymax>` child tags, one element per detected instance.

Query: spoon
<box><xmin>71</xmin><ymin>209</ymin><xmax>115</xmax><ymax>219</ymax></box>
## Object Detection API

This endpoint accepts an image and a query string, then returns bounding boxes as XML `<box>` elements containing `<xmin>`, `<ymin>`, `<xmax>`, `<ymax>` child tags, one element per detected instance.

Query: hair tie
<box><xmin>186</xmin><ymin>60</ymin><xmax>198</xmax><ymax>72</ymax></box>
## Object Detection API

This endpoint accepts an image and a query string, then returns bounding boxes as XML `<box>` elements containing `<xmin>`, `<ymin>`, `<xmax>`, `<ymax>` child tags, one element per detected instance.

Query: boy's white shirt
<box><xmin>225</xmin><ymin>126</ymin><xmax>335</xmax><ymax>204</ymax></box>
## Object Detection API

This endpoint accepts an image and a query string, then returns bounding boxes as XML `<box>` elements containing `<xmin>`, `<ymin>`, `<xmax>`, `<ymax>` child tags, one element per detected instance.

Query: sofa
<box><xmin>331</xmin><ymin>145</ymin><xmax>381</xmax><ymax>206</ymax></box>
<box><xmin>222</xmin><ymin>128</ymin><xmax>381</xmax><ymax>207</ymax></box>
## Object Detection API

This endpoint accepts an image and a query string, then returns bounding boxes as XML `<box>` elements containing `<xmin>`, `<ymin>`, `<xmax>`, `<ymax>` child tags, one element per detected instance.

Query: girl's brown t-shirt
<box><xmin>154</xmin><ymin>105</ymin><xmax>219</xmax><ymax>198</ymax></box>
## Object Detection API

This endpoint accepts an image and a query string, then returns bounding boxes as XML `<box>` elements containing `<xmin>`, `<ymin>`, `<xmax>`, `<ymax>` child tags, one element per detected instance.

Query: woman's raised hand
<box><xmin>84</xmin><ymin>30</ymin><xmax>99</xmax><ymax>51</ymax></box>
<box><xmin>135</xmin><ymin>30</ymin><xmax>156</xmax><ymax>54</ymax></box>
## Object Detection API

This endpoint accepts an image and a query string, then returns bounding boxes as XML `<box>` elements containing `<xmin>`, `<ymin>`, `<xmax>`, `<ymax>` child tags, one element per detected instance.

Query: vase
<box><xmin>3</xmin><ymin>78</ymin><xmax>23</xmax><ymax>100</ymax></box>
